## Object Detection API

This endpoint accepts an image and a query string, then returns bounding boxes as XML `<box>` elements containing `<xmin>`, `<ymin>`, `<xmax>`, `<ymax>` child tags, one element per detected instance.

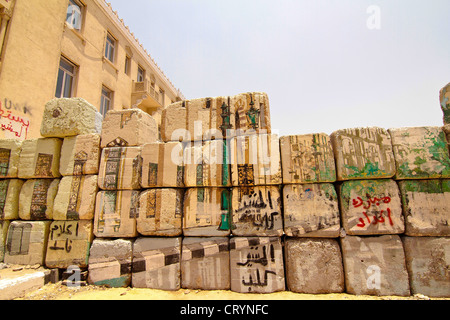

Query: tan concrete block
<box><xmin>230</xmin><ymin>237</ymin><xmax>285</xmax><ymax>293</ymax></box>
<box><xmin>101</xmin><ymin>109</ymin><xmax>157</xmax><ymax>148</ymax></box>
<box><xmin>137</xmin><ymin>189</ymin><xmax>183</xmax><ymax>237</ymax></box>
<box><xmin>181</xmin><ymin>237</ymin><xmax>230</xmax><ymax>290</ymax></box>
<box><xmin>285</xmin><ymin>238</ymin><xmax>344</xmax><ymax>294</ymax></box>
<box><xmin>231</xmin><ymin>186</ymin><xmax>283</xmax><ymax>237</ymax></box>
<box><xmin>88</xmin><ymin>238</ymin><xmax>133</xmax><ymax>287</ymax></box>
<box><xmin>40</xmin><ymin>98</ymin><xmax>103</xmax><ymax>138</ymax></box>
<box><xmin>45</xmin><ymin>220</ymin><xmax>93</xmax><ymax>269</ymax></box>
<box><xmin>18</xmin><ymin>179</ymin><xmax>60</xmax><ymax>220</ymax></box>
<box><xmin>132</xmin><ymin>237</ymin><xmax>181</xmax><ymax>290</ymax></box>
<box><xmin>161</xmin><ymin>101</ymin><xmax>188</xmax><ymax>142</ymax></box>
<box><xmin>4</xmin><ymin>221</ymin><xmax>51</xmax><ymax>266</ymax></box>
<box><xmin>399</xmin><ymin>179</ymin><xmax>450</xmax><ymax>236</ymax></box>
<box><xmin>98</xmin><ymin>147</ymin><xmax>142</xmax><ymax>190</ymax></box>
<box><xmin>93</xmin><ymin>190</ymin><xmax>138</xmax><ymax>238</ymax></box>
<box><xmin>444</xmin><ymin>125</ymin><xmax>450</xmax><ymax>154</ymax></box>
<box><xmin>187</xmin><ymin>98</ymin><xmax>212</xmax><ymax>141</ymax></box>
<box><xmin>230</xmin><ymin>134</ymin><xmax>282</xmax><ymax>186</ymax></box>
<box><xmin>53</xmin><ymin>175</ymin><xmax>98</xmax><ymax>220</ymax></box>
<box><xmin>184</xmin><ymin>140</ymin><xmax>231</xmax><ymax>187</ymax></box>
<box><xmin>0</xmin><ymin>221</ymin><xmax>10</xmax><ymax>262</ymax></box>
<box><xmin>389</xmin><ymin>127</ymin><xmax>450</xmax><ymax>179</ymax></box>
<box><xmin>403</xmin><ymin>237</ymin><xmax>450</xmax><ymax>297</ymax></box>
<box><xmin>141</xmin><ymin>142</ymin><xmax>184</xmax><ymax>188</ymax></box>
<box><xmin>231</xmin><ymin>92</ymin><xmax>271</xmax><ymax>135</ymax></box>
<box><xmin>59</xmin><ymin>134</ymin><xmax>101</xmax><ymax>176</ymax></box>
<box><xmin>331</xmin><ymin>127</ymin><xmax>396</xmax><ymax>181</ymax></box>
<box><xmin>18</xmin><ymin>138</ymin><xmax>62</xmax><ymax>179</ymax></box>
<box><xmin>283</xmin><ymin>184</ymin><xmax>340</xmax><ymax>238</ymax></box>
<box><xmin>280</xmin><ymin>134</ymin><xmax>336</xmax><ymax>184</ymax></box>
<box><xmin>0</xmin><ymin>179</ymin><xmax>24</xmax><ymax>220</ymax></box>
<box><xmin>0</xmin><ymin>139</ymin><xmax>22</xmax><ymax>178</ymax></box>
<box><xmin>340</xmin><ymin>235</ymin><xmax>410</xmax><ymax>296</ymax></box>
<box><xmin>183</xmin><ymin>188</ymin><xmax>231</xmax><ymax>237</ymax></box>
<box><xmin>440</xmin><ymin>82</ymin><xmax>450</xmax><ymax>125</ymax></box>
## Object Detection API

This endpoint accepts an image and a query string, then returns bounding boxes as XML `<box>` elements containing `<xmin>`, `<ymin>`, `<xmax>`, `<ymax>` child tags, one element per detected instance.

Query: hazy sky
<box><xmin>107</xmin><ymin>0</ymin><xmax>450</xmax><ymax>137</ymax></box>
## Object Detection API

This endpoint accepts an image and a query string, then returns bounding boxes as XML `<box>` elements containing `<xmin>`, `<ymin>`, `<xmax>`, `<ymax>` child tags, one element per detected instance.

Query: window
<box><xmin>66</xmin><ymin>0</ymin><xmax>83</xmax><ymax>30</ymax></box>
<box><xmin>137</xmin><ymin>66</ymin><xmax>145</xmax><ymax>82</ymax></box>
<box><xmin>159</xmin><ymin>88</ymin><xmax>165</xmax><ymax>106</ymax></box>
<box><xmin>100</xmin><ymin>86</ymin><xmax>113</xmax><ymax>117</ymax></box>
<box><xmin>124</xmin><ymin>56</ymin><xmax>131</xmax><ymax>75</ymax></box>
<box><xmin>55</xmin><ymin>57</ymin><xmax>77</xmax><ymax>98</ymax></box>
<box><xmin>104</xmin><ymin>33</ymin><xmax>116</xmax><ymax>63</ymax></box>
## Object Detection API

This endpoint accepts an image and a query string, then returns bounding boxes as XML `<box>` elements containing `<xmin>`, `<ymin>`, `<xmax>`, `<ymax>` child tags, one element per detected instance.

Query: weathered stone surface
<box><xmin>183</xmin><ymin>188</ymin><xmax>231</xmax><ymax>237</ymax></box>
<box><xmin>230</xmin><ymin>134</ymin><xmax>282</xmax><ymax>186</ymax></box>
<box><xmin>181</xmin><ymin>237</ymin><xmax>230</xmax><ymax>290</ymax></box>
<box><xmin>98</xmin><ymin>147</ymin><xmax>142</xmax><ymax>190</ymax></box>
<box><xmin>389</xmin><ymin>127</ymin><xmax>450</xmax><ymax>179</ymax></box>
<box><xmin>230</xmin><ymin>237</ymin><xmax>285</xmax><ymax>293</ymax></box>
<box><xmin>231</xmin><ymin>186</ymin><xmax>283</xmax><ymax>237</ymax></box>
<box><xmin>161</xmin><ymin>101</ymin><xmax>188</xmax><ymax>142</ymax></box>
<box><xmin>283</xmin><ymin>184</ymin><xmax>340</xmax><ymax>238</ymax></box>
<box><xmin>280</xmin><ymin>134</ymin><xmax>336</xmax><ymax>184</ymax></box>
<box><xmin>59</xmin><ymin>134</ymin><xmax>101</xmax><ymax>176</ymax></box>
<box><xmin>403</xmin><ymin>237</ymin><xmax>450</xmax><ymax>297</ymax></box>
<box><xmin>0</xmin><ymin>221</ymin><xmax>10</xmax><ymax>262</ymax></box>
<box><xmin>0</xmin><ymin>179</ymin><xmax>24</xmax><ymax>220</ymax></box>
<box><xmin>137</xmin><ymin>189</ymin><xmax>183</xmax><ymax>237</ymax></box>
<box><xmin>4</xmin><ymin>221</ymin><xmax>51</xmax><ymax>266</ymax></box>
<box><xmin>231</xmin><ymin>92</ymin><xmax>271</xmax><ymax>136</ymax></box>
<box><xmin>41</xmin><ymin>98</ymin><xmax>103</xmax><ymax>138</ymax></box>
<box><xmin>141</xmin><ymin>142</ymin><xmax>184</xmax><ymax>188</ymax></box>
<box><xmin>330</xmin><ymin>127</ymin><xmax>396</xmax><ymax>181</ymax></box>
<box><xmin>0</xmin><ymin>139</ymin><xmax>22</xmax><ymax>178</ymax></box>
<box><xmin>18</xmin><ymin>179</ymin><xmax>60</xmax><ymax>220</ymax></box>
<box><xmin>339</xmin><ymin>179</ymin><xmax>404</xmax><ymax>235</ymax></box>
<box><xmin>444</xmin><ymin>125</ymin><xmax>450</xmax><ymax>154</ymax></box>
<box><xmin>132</xmin><ymin>237</ymin><xmax>181</xmax><ymax>290</ymax></box>
<box><xmin>18</xmin><ymin>138</ymin><xmax>62</xmax><ymax>179</ymax></box>
<box><xmin>399</xmin><ymin>179</ymin><xmax>450</xmax><ymax>236</ymax></box>
<box><xmin>88</xmin><ymin>238</ymin><xmax>133</xmax><ymax>287</ymax></box>
<box><xmin>53</xmin><ymin>175</ymin><xmax>98</xmax><ymax>220</ymax></box>
<box><xmin>285</xmin><ymin>238</ymin><xmax>344</xmax><ymax>294</ymax></box>
<box><xmin>100</xmin><ymin>109</ymin><xmax>157</xmax><ymax>148</ymax></box>
<box><xmin>440</xmin><ymin>82</ymin><xmax>450</xmax><ymax>125</ymax></box>
<box><xmin>184</xmin><ymin>140</ymin><xmax>231</xmax><ymax>187</ymax></box>
<box><xmin>94</xmin><ymin>190</ymin><xmax>139</xmax><ymax>238</ymax></box>
<box><xmin>340</xmin><ymin>235</ymin><xmax>410</xmax><ymax>296</ymax></box>
<box><xmin>45</xmin><ymin>221</ymin><xmax>94</xmax><ymax>269</ymax></box>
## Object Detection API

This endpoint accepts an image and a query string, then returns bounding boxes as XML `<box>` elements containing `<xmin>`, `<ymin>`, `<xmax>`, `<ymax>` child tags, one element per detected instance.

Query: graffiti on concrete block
<box><xmin>352</xmin><ymin>194</ymin><xmax>394</xmax><ymax>228</ymax></box>
<box><xmin>0</xmin><ymin>99</ymin><xmax>31</xmax><ymax>139</ymax></box>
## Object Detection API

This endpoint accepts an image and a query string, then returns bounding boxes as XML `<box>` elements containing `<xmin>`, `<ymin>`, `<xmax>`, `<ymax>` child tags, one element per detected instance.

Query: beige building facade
<box><xmin>0</xmin><ymin>0</ymin><xmax>183</xmax><ymax>140</ymax></box>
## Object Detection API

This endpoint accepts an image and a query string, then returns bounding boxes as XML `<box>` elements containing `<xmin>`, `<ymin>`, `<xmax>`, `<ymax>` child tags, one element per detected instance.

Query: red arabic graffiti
<box><xmin>0</xmin><ymin>101</ymin><xmax>30</xmax><ymax>139</ymax></box>
<box><xmin>352</xmin><ymin>194</ymin><xmax>394</xmax><ymax>228</ymax></box>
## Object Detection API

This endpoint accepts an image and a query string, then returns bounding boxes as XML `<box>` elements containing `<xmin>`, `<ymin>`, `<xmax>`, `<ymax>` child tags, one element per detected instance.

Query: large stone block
<box><xmin>399</xmin><ymin>179</ymin><xmax>450</xmax><ymax>236</ymax></box>
<box><xmin>340</xmin><ymin>235</ymin><xmax>410</xmax><ymax>296</ymax></box>
<box><xmin>389</xmin><ymin>127</ymin><xmax>450</xmax><ymax>179</ymax></box>
<box><xmin>283</xmin><ymin>184</ymin><xmax>340</xmax><ymax>238</ymax></box>
<box><xmin>45</xmin><ymin>220</ymin><xmax>94</xmax><ymax>269</ymax></box>
<box><xmin>18</xmin><ymin>179</ymin><xmax>60</xmax><ymax>220</ymax></box>
<box><xmin>0</xmin><ymin>179</ymin><xmax>24</xmax><ymax>220</ymax></box>
<box><xmin>59</xmin><ymin>134</ymin><xmax>101</xmax><ymax>176</ymax></box>
<box><xmin>0</xmin><ymin>139</ymin><xmax>22</xmax><ymax>178</ymax></box>
<box><xmin>230</xmin><ymin>134</ymin><xmax>282</xmax><ymax>186</ymax></box>
<box><xmin>280</xmin><ymin>134</ymin><xmax>336</xmax><ymax>184</ymax></box>
<box><xmin>40</xmin><ymin>98</ymin><xmax>103</xmax><ymax>137</ymax></box>
<box><xmin>94</xmin><ymin>190</ymin><xmax>139</xmax><ymax>238</ymax></box>
<box><xmin>141</xmin><ymin>142</ymin><xmax>184</xmax><ymax>188</ymax></box>
<box><xmin>183</xmin><ymin>188</ymin><xmax>231</xmax><ymax>237</ymax></box>
<box><xmin>88</xmin><ymin>239</ymin><xmax>133</xmax><ymax>287</ymax></box>
<box><xmin>330</xmin><ymin>127</ymin><xmax>396</xmax><ymax>181</ymax></box>
<box><xmin>132</xmin><ymin>237</ymin><xmax>181</xmax><ymax>290</ymax></box>
<box><xmin>440</xmin><ymin>82</ymin><xmax>450</xmax><ymax>125</ymax></box>
<box><xmin>230</xmin><ymin>237</ymin><xmax>285</xmax><ymax>293</ymax></box>
<box><xmin>161</xmin><ymin>101</ymin><xmax>188</xmax><ymax>142</ymax></box>
<box><xmin>98</xmin><ymin>147</ymin><xmax>142</xmax><ymax>190</ymax></box>
<box><xmin>231</xmin><ymin>186</ymin><xmax>283</xmax><ymax>237</ymax></box>
<box><xmin>137</xmin><ymin>189</ymin><xmax>183</xmax><ymax>236</ymax></box>
<box><xmin>53</xmin><ymin>175</ymin><xmax>98</xmax><ymax>220</ymax></box>
<box><xmin>18</xmin><ymin>138</ymin><xmax>62</xmax><ymax>179</ymax></box>
<box><xmin>181</xmin><ymin>237</ymin><xmax>230</xmax><ymax>290</ymax></box>
<box><xmin>339</xmin><ymin>179</ymin><xmax>404</xmax><ymax>235</ymax></box>
<box><xmin>0</xmin><ymin>221</ymin><xmax>10</xmax><ymax>262</ymax></box>
<box><xmin>100</xmin><ymin>109</ymin><xmax>157</xmax><ymax>148</ymax></box>
<box><xmin>403</xmin><ymin>237</ymin><xmax>450</xmax><ymax>297</ymax></box>
<box><xmin>285</xmin><ymin>238</ymin><xmax>344</xmax><ymax>294</ymax></box>
<box><xmin>4</xmin><ymin>221</ymin><xmax>51</xmax><ymax>266</ymax></box>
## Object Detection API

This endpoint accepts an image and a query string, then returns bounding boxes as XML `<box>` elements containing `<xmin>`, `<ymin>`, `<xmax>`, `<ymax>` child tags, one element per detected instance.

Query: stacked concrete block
<box><xmin>181</xmin><ymin>237</ymin><xmax>230</xmax><ymax>290</ymax></box>
<box><xmin>132</xmin><ymin>237</ymin><xmax>181</xmax><ymax>290</ymax></box>
<box><xmin>18</xmin><ymin>138</ymin><xmax>62</xmax><ymax>179</ymax></box>
<box><xmin>0</xmin><ymin>220</ymin><xmax>10</xmax><ymax>262</ymax></box>
<box><xmin>0</xmin><ymin>139</ymin><xmax>22</xmax><ymax>178</ymax></box>
<box><xmin>18</xmin><ymin>179</ymin><xmax>60</xmax><ymax>220</ymax></box>
<box><xmin>0</xmin><ymin>179</ymin><xmax>24</xmax><ymax>220</ymax></box>
<box><xmin>440</xmin><ymin>82</ymin><xmax>450</xmax><ymax>125</ymax></box>
<box><xmin>59</xmin><ymin>134</ymin><xmax>101</xmax><ymax>176</ymax></box>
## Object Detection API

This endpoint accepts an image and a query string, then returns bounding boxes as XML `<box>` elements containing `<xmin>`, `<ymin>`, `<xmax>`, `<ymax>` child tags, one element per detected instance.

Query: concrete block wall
<box><xmin>0</xmin><ymin>88</ymin><xmax>449</xmax><ymax>297</ymax></box>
